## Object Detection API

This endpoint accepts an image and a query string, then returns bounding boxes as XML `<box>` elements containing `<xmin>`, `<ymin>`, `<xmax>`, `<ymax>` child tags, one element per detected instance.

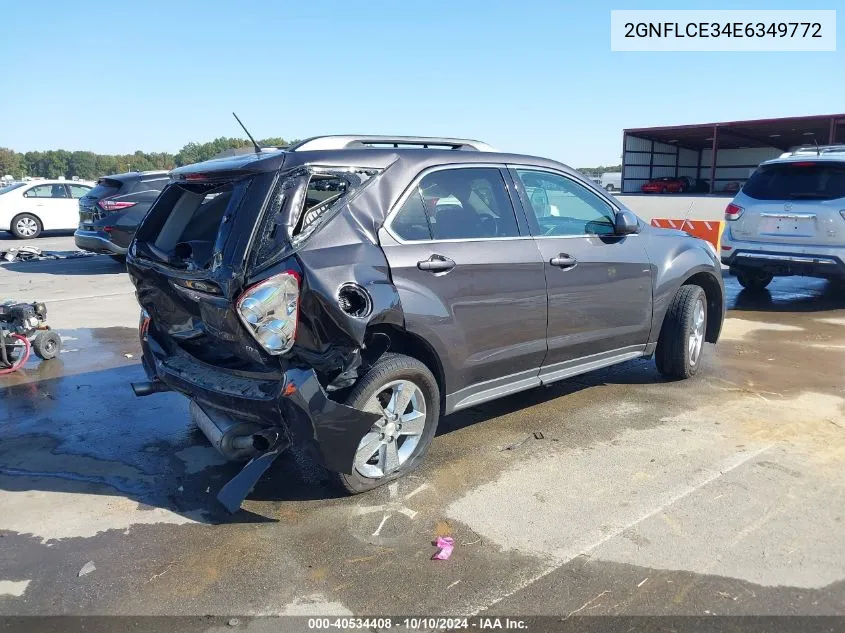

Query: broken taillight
<box><xmin>236</xmin><ymin>272</ymin><xmax>300</xmax><ymax>355</ymax></box>
<box><xmin>724</xmin><ymin>203</ymin><xmax>744</xmax><ymax>221</ymax></box>
<box><xmin>98</xmin><ymin>199</ymin><xmax>137</xmax><ymax>212</ymax></box>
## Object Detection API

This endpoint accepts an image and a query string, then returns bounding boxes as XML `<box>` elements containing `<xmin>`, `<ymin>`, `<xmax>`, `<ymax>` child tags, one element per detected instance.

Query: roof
<box><xmin>171</xmin><ymin>145</ymin><xmax>573</xmax><ymax>179</ymax></box>
<box><xmin>763</xmin><ymin>153</ymin><xmax>845</xmax><ymax>166</ymax></box>
<box><xmin>625</xmin><ymin>113</ymin><xmax>845</xmax><ymax>151</ymax></box>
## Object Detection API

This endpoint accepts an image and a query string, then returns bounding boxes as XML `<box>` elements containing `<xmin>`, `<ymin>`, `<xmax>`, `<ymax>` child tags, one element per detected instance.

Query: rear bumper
<box><xmin>721</xmin><ymin>235</ymin><xmax>845</xmax><ymax>278</ymax></box>
<box><xmin>74</xmin><ymin>230</ymin><xmax>127</xmax><ymax>255</ymax></box>
<box><xmin>140</xmin><ymin>327</ymin><xmax>378</xmax><ymax>474</ymax></box>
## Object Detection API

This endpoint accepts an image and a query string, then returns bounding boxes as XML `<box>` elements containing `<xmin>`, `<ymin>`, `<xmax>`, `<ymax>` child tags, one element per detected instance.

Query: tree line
<box><xmin>576</xmin><ymin>164</ymin><xmax>622</xmax><ymax>177</ymax></box>
<box><xmin>0</xmin><ymin>136</ymin><xmax>292</xmax><ymax>181</ymax></box>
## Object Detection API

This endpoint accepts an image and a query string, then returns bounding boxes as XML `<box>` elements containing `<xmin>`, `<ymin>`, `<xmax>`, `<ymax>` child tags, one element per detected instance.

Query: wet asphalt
<box><xmin>1</xmin><ymin>234</ymin><xmax>844</xmax><ymax>622</ymax></box>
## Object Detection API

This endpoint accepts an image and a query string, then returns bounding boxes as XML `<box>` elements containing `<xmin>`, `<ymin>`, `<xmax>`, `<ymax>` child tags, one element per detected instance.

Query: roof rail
<box><xmin>288</xmin><ymin>135</ymin><xmax>495</xmax><ymax>152</ymax></box>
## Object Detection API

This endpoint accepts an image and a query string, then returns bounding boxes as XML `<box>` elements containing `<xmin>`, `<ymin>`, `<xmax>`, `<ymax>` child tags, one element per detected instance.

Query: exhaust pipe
<box><xmin>252</xmin><ymin>429</ymin><xmax>281</xmax><ymax>453</ymax></box>
<box><xmin>131</xmin><ymin>381</ymin><xmax>171</xmax><ymax>397</ymax></box>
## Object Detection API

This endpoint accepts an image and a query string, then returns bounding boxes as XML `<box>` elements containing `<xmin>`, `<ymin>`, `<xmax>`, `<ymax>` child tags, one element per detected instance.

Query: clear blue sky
<box><xmin>0</xmin><ymin>0</ymin><xmax>841</xmax><ymax>166</ymax></box>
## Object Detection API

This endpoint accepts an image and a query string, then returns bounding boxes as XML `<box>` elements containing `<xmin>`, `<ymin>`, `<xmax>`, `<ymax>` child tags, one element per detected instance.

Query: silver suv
<box><xmin>721</xmin><ymin>146</ymin><xmax>845</xmax><ymax>290</ymax></box>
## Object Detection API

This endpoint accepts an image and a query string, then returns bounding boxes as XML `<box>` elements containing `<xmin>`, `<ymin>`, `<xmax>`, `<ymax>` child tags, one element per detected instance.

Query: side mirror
<box><xmin>614</xmin><ymin>209</ymin><xmax>640</xmax><ymax>235</ymax></box>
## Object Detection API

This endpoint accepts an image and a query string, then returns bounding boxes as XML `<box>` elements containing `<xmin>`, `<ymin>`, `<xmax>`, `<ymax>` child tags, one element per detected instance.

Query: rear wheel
<box><xmin>736</xmin><ymin>270</ymin><xmax>773</xmax><ymax>291</ymax></box>
<box><xmin>10</xmin><ymin>213</ymin><xmax>42</xmax><ymax>239</ymax></box>
<box><xmin>656</xmin><ymin>285</ymin><xmax>707</xmax><ymax>380</ymax></box>
<box><xmin>334</xmin><ymin>353</ymin><xmax>440</xmax><ymax>494</ymax></box>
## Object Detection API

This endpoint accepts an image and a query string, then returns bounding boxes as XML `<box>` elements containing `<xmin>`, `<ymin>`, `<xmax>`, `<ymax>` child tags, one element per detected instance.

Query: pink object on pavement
<box><xmin>431</xmin><ymin>536</ymin><xmax>455</xmax><ymax>560</ymax></box>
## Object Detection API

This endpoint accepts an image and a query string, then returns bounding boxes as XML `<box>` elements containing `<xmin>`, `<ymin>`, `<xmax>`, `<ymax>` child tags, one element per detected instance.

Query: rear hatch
<box><xmin>128</xmin><ymin>154</ymin><xmax>378</xmax><ymax>370</ymax></box>
<box><xmin>78</xmin><ymin>177</ymin><xmax>126</xmax><ymax>229</ymax></box>
<box><xmin>729</xmin><ymin>160</ymin><xmax>845</xmax><ymax>247</ymax></box>
<box><xmin>129</xmin><ymin>169</ymin><xmax>279</xmax><ymax>369</ymax></box>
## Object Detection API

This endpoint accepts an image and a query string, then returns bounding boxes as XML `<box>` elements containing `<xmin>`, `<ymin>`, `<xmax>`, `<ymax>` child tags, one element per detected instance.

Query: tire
<box><xmin>10</xmin><ymin>213</ymin><xmax>42</xmax><ymax>239</ymax></box>
<box><xmin>736</xmin><ymin>270</ymin><xmax>773</xmax><ymax>291</ymax></box>
<box><xmin>31</xmin><ymin>330</ymin><xmax>61</xmax><ymax>360</ymax></box>
<box><xmin>333</xmin><ymin>352</ymin><xmax>440</xmax><ymax>494</ymax></box>
<box><xmin>655</xmin><ymin>285</ymin><xmax>707</xmax><ymax>380</ymax></box>
<box><xmin>605</xmin><ymin>184</ymin><xmax>615</xmax><ymax>192</ymax></box>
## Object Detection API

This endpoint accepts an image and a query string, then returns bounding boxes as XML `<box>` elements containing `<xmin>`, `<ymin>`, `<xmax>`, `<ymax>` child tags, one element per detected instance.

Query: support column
<box><xmin>709</xmin><ymin>126</ymin><xmax>719</xmax><ymax>194</ymax></box>
<box><xmin>621</xmin><ymin>132</ymin><xmax>628</xmax><ymax>193</ymax></box>
<box><xmin>829</xmin><ymin>117</ymin><xmax>836</xmax><ymax>144</ymax></box>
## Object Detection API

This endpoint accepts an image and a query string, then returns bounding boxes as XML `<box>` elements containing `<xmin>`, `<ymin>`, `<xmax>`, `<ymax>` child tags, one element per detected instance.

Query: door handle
<box><xmin>550</xmin><ymin>254</ymin><xmax>577</xmax><ymax>269</ymax></box>
<box><xmin>417</xmin><ymin>255</ymin><xmax>456</xmax><ymax>272</ymax></box>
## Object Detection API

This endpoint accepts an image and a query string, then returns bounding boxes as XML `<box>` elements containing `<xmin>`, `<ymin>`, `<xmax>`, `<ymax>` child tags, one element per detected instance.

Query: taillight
<box><xmin>98</xmin><ymin>199</ymin><xmax>137</xmax><ymax>212</ymax></box>
<box><xmin>725</xmin><ymin>203</ymin><xmax>744</xmax><ymax>221</ymax></box>
<box><xmin>236</xmin><ymin>272</ymin><xmax>300</xmax><ymax>355</ymax></box>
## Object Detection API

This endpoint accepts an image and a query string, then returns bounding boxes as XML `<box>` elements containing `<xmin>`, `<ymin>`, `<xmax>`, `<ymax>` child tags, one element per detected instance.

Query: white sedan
<box><xmin>0</xmin><ymin>180</ymin><xmax>95</xmax><ymax>239</ymax></box>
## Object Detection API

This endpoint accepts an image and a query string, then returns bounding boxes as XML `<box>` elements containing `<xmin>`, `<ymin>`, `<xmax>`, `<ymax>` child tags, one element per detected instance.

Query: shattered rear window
<box><xmin>251</xmin><ymin>167</ymin><xmax>379</xmax><ymax>269</ymax></box>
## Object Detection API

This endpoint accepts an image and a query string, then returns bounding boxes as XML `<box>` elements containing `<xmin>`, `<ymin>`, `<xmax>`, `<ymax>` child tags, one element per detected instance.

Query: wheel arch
<box><xmin>366</xmin><ymin>324</ymin><xmax>447</xmax><ymax>415</ymax></box>
<box><xmin>680</xmin><ymin>271</ymin><xmax>724</xmax><ymax>343</ymax></box>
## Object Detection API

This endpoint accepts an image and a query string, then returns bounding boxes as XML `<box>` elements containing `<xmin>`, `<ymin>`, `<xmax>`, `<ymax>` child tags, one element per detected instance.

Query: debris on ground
<box><xmin>1</xmin><ymin>247</ymin><xmax>94</xmax><ymax>263</ymax></box>
<box><xmin>502</xmin><ymin>436</ymin><xmax>531</xmax><ymax>451</ymax></box>
<box><xmin>77</xmin><ymin>561</ymin><xmax>96</xmax><ymax>577</ymax></box>
<box><xmin>502</xmin><ymin>432</ymin><xmax>556</xmax><ymax>451</ymax></box>
<box><xmin>431</xmin><ymin>536</ymin><xmax>455</xmax><ymax>561</ymax></box>
<box><xmin>123</xmin><ymin>353</ymin><xmax>134</xmax><ymax>359</ymax></box>
<box><xmin>637</xmin><ymin>577</ymin><xmax>649</xmax><ymax>588</ymax></box>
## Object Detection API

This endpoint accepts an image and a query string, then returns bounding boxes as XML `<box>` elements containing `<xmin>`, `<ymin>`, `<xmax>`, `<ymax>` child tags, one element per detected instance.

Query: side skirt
<box><xmin>444</xmin><ymin>345</ymin><xmax>648</xmax><ymax>414</ymax></box>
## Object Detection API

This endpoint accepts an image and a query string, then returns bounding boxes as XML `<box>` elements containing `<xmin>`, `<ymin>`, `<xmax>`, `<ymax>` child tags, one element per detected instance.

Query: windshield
<box><xmin>743</xmin><ymin>161</ymin><xmax>845</xmax><ymax>201</ymax></box>
<box><xmin>0</xmin><ymin>182</ymin><xmax>25</xmax><ymax>195</ymax></box>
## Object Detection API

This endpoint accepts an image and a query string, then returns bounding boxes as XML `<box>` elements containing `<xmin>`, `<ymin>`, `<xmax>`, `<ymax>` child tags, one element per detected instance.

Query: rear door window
<box><xmin>743</xmin><ymin>162</ymin><xmax>845</xmax><ymax>201</ymax></box>
<box><xmin>392</xmin><ymin>167</ymin><xmax>520</xmax><ymax>241</ymax></box>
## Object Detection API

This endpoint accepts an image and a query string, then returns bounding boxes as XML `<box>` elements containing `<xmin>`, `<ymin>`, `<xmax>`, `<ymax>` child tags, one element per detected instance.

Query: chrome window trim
<box><xmin>383</xmin><ymin>163</ymin><xmax>527</xmax><ymax>245</ymax></box>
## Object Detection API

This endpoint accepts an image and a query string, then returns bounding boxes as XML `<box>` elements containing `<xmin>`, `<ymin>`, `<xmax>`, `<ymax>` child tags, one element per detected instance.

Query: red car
<box><xmin>641</xmin><ymin>176</ymin><xmax>689</xmax><ymax>194</ymax></box>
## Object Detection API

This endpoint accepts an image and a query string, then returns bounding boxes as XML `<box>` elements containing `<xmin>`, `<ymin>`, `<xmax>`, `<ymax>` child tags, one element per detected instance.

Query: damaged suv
<box><xmin>127</xmin><ymin>136</ymin><xmax>724</xmax><ymax>511</ymax></box>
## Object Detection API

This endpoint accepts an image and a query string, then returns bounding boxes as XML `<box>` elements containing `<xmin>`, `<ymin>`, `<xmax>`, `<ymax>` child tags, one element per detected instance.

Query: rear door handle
<box><xmin>550</xmin><ymin>254</ymin><xmax>577</xmax><ymax>269</ymax></box>
<box><xmin>417</xmin><ymin>255</ymin><xmax>456</xmax><ymax>272</ymax></box>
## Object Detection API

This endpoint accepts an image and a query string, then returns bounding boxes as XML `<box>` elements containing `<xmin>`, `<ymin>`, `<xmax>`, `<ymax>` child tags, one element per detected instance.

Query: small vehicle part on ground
<box><xmin>0</xmin><ymin>301</ymin><xmax>61</xmax><ymax>374</ymax></box>
<box><xmin>641</xmin><ymin>176</ymin><xmax>689</xmax><ymax>194</ymax></box>
<box><xmin>721</xmin><ymin>148</ymin><xmax>845</xmax><ymax>291</ymax></box>
<box><xmin>126</xmin><ymin>135</ymin><xmax>725</xmax><ymax>511</ymax></box>
<box><xmin>74</xmin><ymin>171</ymin><xmax>170</xmax><ymax>259</ymax></box>
<box><xmin>0</xmin><ymin>180</ymin><xmax>94</xmax><ymax>238</ymax></box>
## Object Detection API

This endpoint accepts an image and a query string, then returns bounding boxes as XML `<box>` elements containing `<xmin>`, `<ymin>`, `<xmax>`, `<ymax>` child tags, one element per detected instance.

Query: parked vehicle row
<box><xmin>125</xmin><ymin>135</ymin><xmax>725</xmax><ymax>509</ymax></box>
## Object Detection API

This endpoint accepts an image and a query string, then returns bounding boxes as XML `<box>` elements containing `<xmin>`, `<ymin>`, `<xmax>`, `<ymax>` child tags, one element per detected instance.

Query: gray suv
<box><xmin>126</xmin><ymin>136</ymin><xmax>725</xmax><ymax>511</ymax></box>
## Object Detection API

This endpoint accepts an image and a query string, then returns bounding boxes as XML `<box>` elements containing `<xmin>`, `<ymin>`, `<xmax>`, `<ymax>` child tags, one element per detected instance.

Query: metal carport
<box><xmin>622</xmin><ymin>113</ymin><xmax>845</xmax><ymax>194</ymax></box>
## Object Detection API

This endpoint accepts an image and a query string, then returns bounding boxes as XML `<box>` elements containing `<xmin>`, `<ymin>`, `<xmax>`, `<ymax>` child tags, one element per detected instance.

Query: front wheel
<box><xmin>736</xmin><ymin>270</ymin><xmax>773</xmax><ymax>291</ymax></box>
<box><xmin>334</xmin><ymin>353</ymin><xmax>440</xmax><ymax>494</ymax></box>
<box><xmin>656</xmin><ymin>285</ymin><xmax>707</xmax><ymax>380</ymax></box>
